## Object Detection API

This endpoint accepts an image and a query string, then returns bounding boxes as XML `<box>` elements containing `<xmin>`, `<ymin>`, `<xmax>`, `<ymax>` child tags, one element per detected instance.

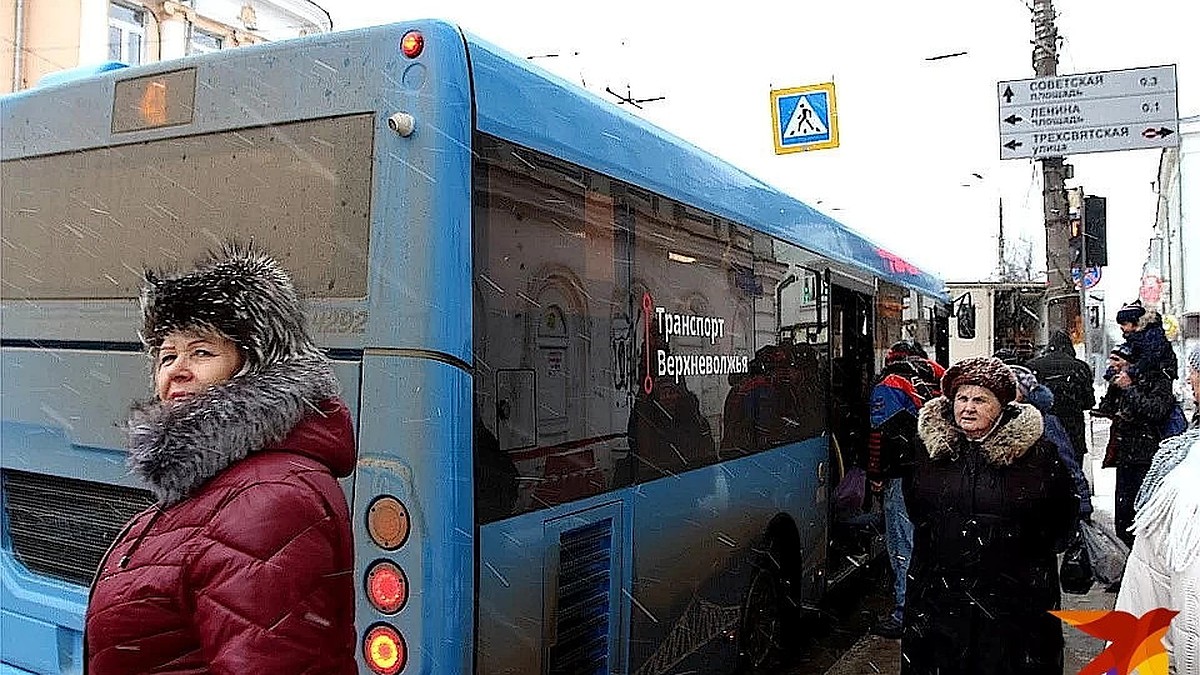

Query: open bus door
<box><xmin>825</xmin><ymin>282</ymin><xmax>880</xmax><ymax>586</ymax></box>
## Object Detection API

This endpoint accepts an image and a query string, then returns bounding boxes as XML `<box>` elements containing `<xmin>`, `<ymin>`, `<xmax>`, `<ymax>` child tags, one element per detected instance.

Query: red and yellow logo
<box><xmin>1052</xmin><ymin>609</ymin><xmax>1179</xmax><ymax>675</ymax></box>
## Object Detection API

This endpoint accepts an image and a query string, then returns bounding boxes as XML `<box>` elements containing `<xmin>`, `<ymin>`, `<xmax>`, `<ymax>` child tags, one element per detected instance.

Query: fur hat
<box><xmin>1116</xmin><ymin>300</ymin><xmax>1146</xmax><ymax>325</ymax></box>
<box><xmin>941</xmin><ymin>356</ymin><xmax>1018</xmax><ymax>405</ymax></box>
<box><xmin>139</xmin><ymin>243</ymin><xmax>321</xmax><ymax>373</ymax></box>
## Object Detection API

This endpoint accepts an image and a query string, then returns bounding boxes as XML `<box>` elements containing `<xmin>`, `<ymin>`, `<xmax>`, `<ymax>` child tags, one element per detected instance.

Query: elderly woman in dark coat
<box><xmin>901</xmin><ymin>357</ymin><xmax>1079</xmax><ymax>675</ymax></box>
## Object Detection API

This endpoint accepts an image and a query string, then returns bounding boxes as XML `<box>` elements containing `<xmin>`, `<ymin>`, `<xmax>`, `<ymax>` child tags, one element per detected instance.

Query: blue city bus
<box><xmin>0</xmin><ymin>20</ymin><xmax>948</xmax><ymax>675</ymax></box>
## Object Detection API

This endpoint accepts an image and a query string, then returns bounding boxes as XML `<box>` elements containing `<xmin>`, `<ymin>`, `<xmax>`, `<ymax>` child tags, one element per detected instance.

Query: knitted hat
<box><xmin>139</xmin><ymin>243</ymin><xmax>322</xmax><ymax>374</ymax></box>
<box><xmin>941</xmin><ymin>356</ymin><xmax>1018</xmax><ymax>405</ymax></box>
<box><xmin>1116</xmin><ymin>300</ymin><xmax>1146</xmax><ymax>325</ymax></box>
<box><xmin>886</xmin><ymin>340</ymin><xmax>928</xmax><ymax>364</ymax></box>
<box><xmin>1008</xmin><ymin>365</ymin><xmax>1038</xmax><ymax>400</ymax></box>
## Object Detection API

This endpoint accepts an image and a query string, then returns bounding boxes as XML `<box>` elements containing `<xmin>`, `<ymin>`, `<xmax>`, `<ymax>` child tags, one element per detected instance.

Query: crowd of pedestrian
<box><xmin>863</xmin><ymin>298</ymin><xmax>1197</xmax><ymax>673</ymax></box>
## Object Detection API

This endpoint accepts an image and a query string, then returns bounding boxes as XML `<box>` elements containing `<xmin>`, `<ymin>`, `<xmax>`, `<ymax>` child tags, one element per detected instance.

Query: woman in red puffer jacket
<box><xmin>86</xmin><ymin>244</ymin><xmax>357</xmax><ymax>674</ymax></box>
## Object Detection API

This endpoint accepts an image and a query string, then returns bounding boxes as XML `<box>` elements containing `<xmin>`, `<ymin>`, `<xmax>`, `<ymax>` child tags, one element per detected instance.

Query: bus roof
<box><xmin>466</xmin><ymin>31</ymin><xmax>947</xmax><ymax>302</ymax></box>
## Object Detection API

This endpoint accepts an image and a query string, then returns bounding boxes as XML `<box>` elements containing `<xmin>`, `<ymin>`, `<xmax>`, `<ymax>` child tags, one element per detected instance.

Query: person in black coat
<box><xmin>902</xmin><ymin>357</ymin><xmax>1079</xmax><ymax>675</ymax></box>
<box><xmin>1025</xmin><ymin>329</ymin><xmax>1097</xmax><ymax>466</ymax></box>
<box><xmin>1102</xmin><ymin>345</ymin><xmax>1176</xmax><ymax>549</ymax></box>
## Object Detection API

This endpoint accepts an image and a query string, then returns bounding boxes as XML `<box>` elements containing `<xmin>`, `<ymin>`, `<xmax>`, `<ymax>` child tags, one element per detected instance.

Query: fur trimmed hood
<box><xmin>918</xmin><ymin>397</ymin><xmax>1044</xmax><ymax>466</ymax></box>
<box><xmin>127</xmin><ymin>355</ymin><xmax>343</xmax><ymax>505</ymax></box>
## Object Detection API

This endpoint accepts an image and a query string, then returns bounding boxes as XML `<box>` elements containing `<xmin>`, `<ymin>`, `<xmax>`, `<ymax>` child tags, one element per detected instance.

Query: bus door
<box><xmin>825</xmin><ymin>280</ymin><xmax>878</xmax><ymax>584</ymax></box>
<box><xmin>827</xmin><ymin>282</ymin><xmax>875</xmax><ymax>472</ymax></box>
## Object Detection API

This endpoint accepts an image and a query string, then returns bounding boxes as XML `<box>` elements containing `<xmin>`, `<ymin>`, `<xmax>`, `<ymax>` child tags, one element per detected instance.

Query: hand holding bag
<box><xmin>1060</xmin><ymin>525</ymin><xmax>1094</xmax><ymax>595</ymax></box>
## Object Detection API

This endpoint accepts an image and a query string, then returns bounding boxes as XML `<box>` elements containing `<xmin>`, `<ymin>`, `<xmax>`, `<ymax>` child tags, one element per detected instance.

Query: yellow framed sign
<box><xmin>770</xmin><ymin>82</ymin><xmax>839</xmax><ymax>154</ymax></box>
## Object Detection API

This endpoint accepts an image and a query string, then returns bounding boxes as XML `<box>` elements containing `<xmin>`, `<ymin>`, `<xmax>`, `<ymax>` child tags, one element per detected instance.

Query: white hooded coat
<box><xmin>1117</xmin><ymin>428</ymin><xmax>1200</xmax><ymax>674</ymax></box>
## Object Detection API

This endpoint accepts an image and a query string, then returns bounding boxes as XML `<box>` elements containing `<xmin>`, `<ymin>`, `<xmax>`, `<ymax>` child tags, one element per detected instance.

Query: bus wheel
<box><xmin>737</xmin><ymin>557</ymin><xmax>789</xmax><ymax>672</ymax></box>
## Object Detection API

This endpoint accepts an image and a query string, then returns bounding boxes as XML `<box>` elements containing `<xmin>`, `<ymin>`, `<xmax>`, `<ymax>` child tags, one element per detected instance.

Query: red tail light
<box><xmin>366</xmin><ymin>560</ymin><xmax>409</xmax><ymax>614</ymax></box>
<box><xmin>364</xmin><ymin>624</ymin><xmax>407</xmax><ymax>674</ymax></box>
<box><xmin>400</xmin><ymin>31</ymin><xmax>424</xmax><ymax>58</ymax></box>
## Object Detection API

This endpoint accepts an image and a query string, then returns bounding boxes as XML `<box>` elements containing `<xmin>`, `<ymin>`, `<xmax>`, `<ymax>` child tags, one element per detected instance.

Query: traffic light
<box><xmin>1083</xmin><ymin>195</ymin><xmax>1107</xmax><ymax>267</ymax></box>
<box><xmin>1068</xmin><ymin>211</ymin><xmax>1084</xmax><ymax>268</ymax></box>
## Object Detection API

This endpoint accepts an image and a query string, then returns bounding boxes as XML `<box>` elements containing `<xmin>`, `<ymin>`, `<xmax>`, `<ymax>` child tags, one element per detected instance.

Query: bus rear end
<box><xmin>1</xmin><ymin>21</ymin><xmax>476</xmax><ymax>674</ymax></box>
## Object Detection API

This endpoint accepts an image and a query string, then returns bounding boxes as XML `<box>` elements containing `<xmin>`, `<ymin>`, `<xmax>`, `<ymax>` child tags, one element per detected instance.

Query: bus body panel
<box><xmin>627</xmin><ymin>437</ymin><xmax>827</xmax><ymax>675</ymax></box>
<box><xmin>1</xmin><ymin>19</ymin><xmax>475</xmax><ymax>363</ymax></box>
<box><xmin>478</xmin><ymin>495</ymin><xmax>632</xmax><ymax>675</ymax></box>
<box><xmin>477</xmin><ymin>437</ymin><xmax>826</xmax><ymax>675</ymax></box>
<box><xmin>353</xmin><ymin>353</ymin><xmax>474</xmax><ymax>675</ymax></box>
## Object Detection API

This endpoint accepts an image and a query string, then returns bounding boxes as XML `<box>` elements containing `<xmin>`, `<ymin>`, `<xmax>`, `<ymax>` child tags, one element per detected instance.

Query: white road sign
<box><xmin>997</xmin><ymin>65</ymin><xmax>1179</xmax><ymax>159</ymax></box>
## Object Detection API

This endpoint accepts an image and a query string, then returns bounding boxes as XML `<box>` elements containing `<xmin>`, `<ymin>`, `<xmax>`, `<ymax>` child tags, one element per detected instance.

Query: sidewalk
<box><xmin>1063</xmin><ymin>415</ymin><xmax>1118</xmax><ymax>674</ymax></box>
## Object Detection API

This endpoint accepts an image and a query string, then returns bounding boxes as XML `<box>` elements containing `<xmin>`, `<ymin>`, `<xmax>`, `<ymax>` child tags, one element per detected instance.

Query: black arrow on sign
<box><xmin>1003</xmin><ymin>139</ymin><xmax>1022</xmax><ymax>151</ymax></box>
<box><xmin>1004</xmin><ymin>114</ymin><xmax>1023</xmax><ymax>125</ymax></box>
<box><xmin>1142</xmin><ymin>127</ymin><xmax>1175</xmax><ymax>139</ymax></box>
<box><xmin>1003</xmin><ymin>86</ymin><xmax>1015</xmax><ymax>103</ymax></box>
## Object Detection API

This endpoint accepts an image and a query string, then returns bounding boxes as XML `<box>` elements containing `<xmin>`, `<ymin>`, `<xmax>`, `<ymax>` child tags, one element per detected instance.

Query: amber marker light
<box><xmin>367</xmin><ymin>496</ymin><xmax>411</xmax><ymax>550</ymax></box>
<box><xmin>364</xmin><ymin>624</ymin><xmax>406</xmax><ymax>674</ymax></box>
<box><xmin>400</xmin><ymin>31</ymin><xmax>424</xmax><ymax>58</ymax></box>
<box><xmin>138</xmin><ymin>80</ymin><xmax>168</xmax><ymax>126</ymax></box>
<box><xmin>366</xmin><ymin>560</ymin><xmax>409</xmax><ymax>614</ymax></box>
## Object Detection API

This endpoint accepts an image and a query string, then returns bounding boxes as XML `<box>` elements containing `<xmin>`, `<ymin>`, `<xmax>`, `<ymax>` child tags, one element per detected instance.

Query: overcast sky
<box><xmin>330</xmin><ymin>0</ymin><xmax>1196</xmax><ymax>315</ymax></box>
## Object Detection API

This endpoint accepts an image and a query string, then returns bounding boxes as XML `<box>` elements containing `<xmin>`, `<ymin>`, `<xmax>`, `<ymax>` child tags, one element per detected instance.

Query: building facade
<box><xmin>1145</xmin><ymin>115</ymin><xmax>1199</xmax><ymax>382</ymax></box>
<box><xmin>1</xmin><ymin>0</ymin><xmax>331</xmax><ymax>93</ymax></box>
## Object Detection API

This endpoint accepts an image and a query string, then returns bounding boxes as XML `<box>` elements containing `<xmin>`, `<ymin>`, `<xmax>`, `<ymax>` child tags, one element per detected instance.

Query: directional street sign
<box><xmin>771</xmin><ymin>83</ymin><xmax>839</xmax><ymax>154</ymax></box>
<box><xmin>997</xmin><ymin>65</ymin><xmax>1179</xmax><ymax>160</ymax></box>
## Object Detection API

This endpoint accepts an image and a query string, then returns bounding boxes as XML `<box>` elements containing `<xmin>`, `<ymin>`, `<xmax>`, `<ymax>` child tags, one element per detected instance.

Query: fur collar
<box><xmin>1136</xmin><ymin>308</ymin><xmax>1161</xmax><ymax>331</ymax></box>
<box><xmin>918</xmin><ymin>397</ymin><xmax>1044</xmax><ymax>466</ymax></box>
<box><xmin>127</xmin><ymin>356</ymin><xmax>339</xmax><ymax>505</ymax></box>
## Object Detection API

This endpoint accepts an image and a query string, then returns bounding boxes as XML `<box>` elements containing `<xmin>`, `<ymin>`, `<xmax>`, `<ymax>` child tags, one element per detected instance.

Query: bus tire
<box><xmin>736</xmin><ymin>542</ymin><xmax>795</xmax><ymax>673</ymax></box>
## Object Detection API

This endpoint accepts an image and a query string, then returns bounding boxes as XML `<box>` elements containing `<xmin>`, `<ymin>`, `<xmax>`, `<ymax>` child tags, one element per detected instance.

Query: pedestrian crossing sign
<box><xmin>771</xmin><ymin>83</ymin><xmax>839</xmax><ymax>154</ymax></box>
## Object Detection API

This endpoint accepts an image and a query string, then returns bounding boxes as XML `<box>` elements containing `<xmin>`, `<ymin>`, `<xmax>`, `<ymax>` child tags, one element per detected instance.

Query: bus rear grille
<box><xmin>1</xmin><ymin>469</ymin><xmax>155</xmax><ymax>587</ymax></box>
<box><xmin>549</xmin><ymin>518</ymin><xmax>613</xmax><ymax>675</ymax></box>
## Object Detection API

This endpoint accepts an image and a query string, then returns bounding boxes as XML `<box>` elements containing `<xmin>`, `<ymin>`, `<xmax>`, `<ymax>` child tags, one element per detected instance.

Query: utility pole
<box><xmin>997</xmin><ymin>196</ymin><xmax>1005</xmax><ymax>279</ymax></box>
<box><xmin>1032</xmin><ymin>0</ymin><xmax>1079</xmax><ymax>340</ymax></box>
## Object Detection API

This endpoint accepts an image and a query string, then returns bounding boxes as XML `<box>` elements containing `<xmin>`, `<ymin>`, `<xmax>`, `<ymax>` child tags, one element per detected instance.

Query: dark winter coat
<box><xmin>86</xmin><ymin>358</ymin><xmax>357</xmax><ymax>675</ymax></box>
<box><xmin>1122</xmin><ymin>308</ymin><xmax>1179</xmax><ymax>380</ymax></box>
<box><xmin>1025</xmin><ymin>331</ymin><xmax>1095</xmax><ymax>456</ymax></box>
<box><xmin>901</xmin><ymin>398</ymin><xmax>1078</xmax><ymax>675</ymax></box>
<box><xmin>1027</xmin><ymin>382</ymin><xmax>1093</xmax><ymax>518</ymax></box>
<box><xmin>1110</xmin><ymin>370</ymin><xmax>1177</xmax><ymax>467</ymax></box>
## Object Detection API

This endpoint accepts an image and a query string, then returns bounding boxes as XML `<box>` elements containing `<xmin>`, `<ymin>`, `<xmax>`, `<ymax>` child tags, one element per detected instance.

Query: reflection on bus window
<box><xmin>472</xmin><ymin>136</ymin><xmax>833</xmax><ymax>523</ymax></box>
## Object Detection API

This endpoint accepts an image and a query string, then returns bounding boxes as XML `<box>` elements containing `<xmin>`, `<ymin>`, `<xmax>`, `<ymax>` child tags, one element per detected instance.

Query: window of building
<box><xmin>108</xmin><ymin>2</ymin><xmax>145</xmax><ymax>65</ymax></box>
<box><xmin>188</xmin><ymin>25</ymin><xmax>224</xmax><ymax>54</ymax></box>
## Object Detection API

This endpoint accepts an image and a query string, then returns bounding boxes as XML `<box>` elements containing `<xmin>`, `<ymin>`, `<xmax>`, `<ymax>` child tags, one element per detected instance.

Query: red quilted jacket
<box><xmin>86</xmin><ymin>398</ymin><xmax>357</xmax><ymax>674</ymax></box>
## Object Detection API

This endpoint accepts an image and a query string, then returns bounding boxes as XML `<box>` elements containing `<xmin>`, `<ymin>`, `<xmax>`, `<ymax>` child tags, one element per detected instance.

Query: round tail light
<box><xmin>400</xmin><ymin>31</ymin><xmax>424</xmax><ymax>58</ymax></box>
<box><xmin>364</xmin><ymin>623</ymin><xmax>407</xmax><ymax>674</ymax></box>
<box><xmin>366</xmin><ymin>560</ymin><xmax>409</xmax><ymax>614</ymax></box>
<box><xmin>367</xmin><ymin>496</ymin><xmax>410</xmax><ymax>550</ymax></box>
